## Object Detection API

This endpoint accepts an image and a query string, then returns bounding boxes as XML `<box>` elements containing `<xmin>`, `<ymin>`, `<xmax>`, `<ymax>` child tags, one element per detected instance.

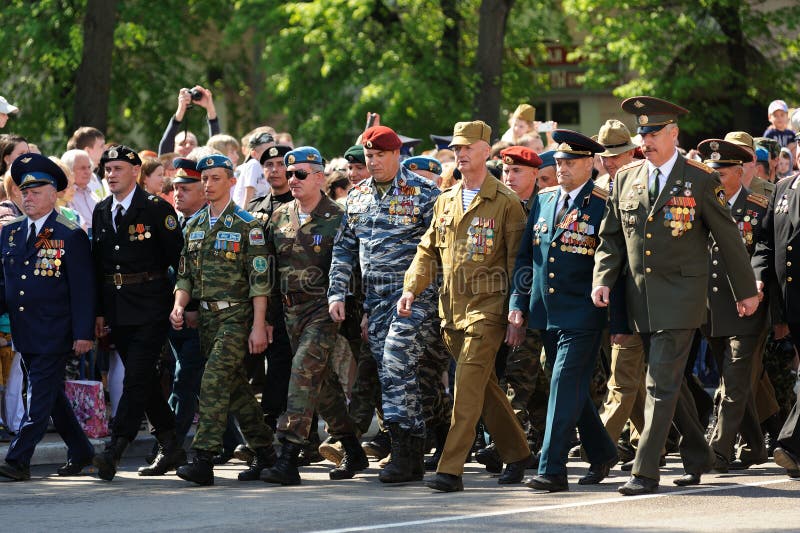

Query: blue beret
<box><xmin>10</xmin><ymin>153</ymin><xmax>68</xmax><ymax>191</ymax></box>
<box><xmin>197</xmin><ymin>154</ymin><xmax>234</xmax><ymax>172</ymax></box>
<box><xmin>755</xmin><ymin>147</ymin><xmax>770</xmax><ymax>162</ymax></box>
<box><xmin>285</xmin><ymin>146</ymin><xmax>324</xmax><ymax>166</ymax></box>
<box><xmin>538</xmin><ymin>150</ymin><xmax>556</xmax><ymax>168</ymax></box>
<box><xmin>403</xmin><ymin>156</ymin><xmax>442</xmax><ymax>175</ymax></box>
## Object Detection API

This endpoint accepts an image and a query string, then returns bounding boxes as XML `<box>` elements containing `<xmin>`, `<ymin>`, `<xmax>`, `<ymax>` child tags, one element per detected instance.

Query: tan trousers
<box><xmin>599</xmin><ymin>333</ymin><xmax>647</xmax><ymax>442</ymax></box>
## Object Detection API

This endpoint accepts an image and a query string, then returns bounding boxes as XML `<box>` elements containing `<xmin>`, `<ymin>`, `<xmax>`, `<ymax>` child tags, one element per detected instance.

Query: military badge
<box><xmin>178</xmin><ymin>256</ymin><xmax>186</xmax><ymax>275</ymax></box>
<box><xmin>287</xmin><ymin>154</ymin><xmax>296</xmax><ymax>164</ymax></box>
<box><xmin>108</xmin><ymin>148</ymin><xmax>119</xmax><ymax>159</ymax></box>
<box><xmin>365</xmin><ymin>141</ymin><xmax>373</xmax><ymax>149</ymax></box>
<box><xmin>710</xmin><ymin>152</ymin><xmax>720</xmax><ymax>160</ymax></box>
<box><xmin>307</xmin><ymin>153</ymin><xmax>318</xmax><ymax>162</ymax></box>
<box><xmin>21</xmin><ymin>157</ymin><xmax>31</xmax><ymax>164</ymax></box>
<box><xmin>638</xmin><ymin>115</ymin><xmax>649</xmax><ymax>125</ymax></box>
<box><xmin>408</xmin><ymin>163</ymin><xmax>418</xmax><ymax>170</ymax></box>
<box><xmin>268</xmin><ymin>147</ymin><xmax>278</xmax><ymax>157</ymax></box>
<box><xmin>126</xmin><ymin>152</ymin><xmax>136</xmax><ymax>160</ymax></box>
<box><xmin>714</xmin><ymin>186</ymin><xmax>726</xmax><ymax>206</ymax></box>
<box><xmin>504</xmin><ymin>156</ymin><xmax>514</xmax><ymax>164</ymax></box>
<box><xmin>709</xmin><ymin>141</ymin><xmax>719</xmax><ymax>151</ymax></box>
<box><xmin>165</xmin><ymin>215</ymin><xmax>177</xmax><ymax>230</ymax></box>
<box><xmin>252</xmin><ymin>256</ymin><xmax>268</xmax><ymax>273</ymax></box>
<box><xmin>249</xmin><ymin>227</ymin><xmax>265</xmax><ymax>246</ymax></box>
<box><xmin>633</xmin><ymin>100</ymin><xmax>644</xmax><ymax>108</ymax></box>
<box><xmin>224</xmin><ymin>214</ymin><xmax>233</xmax><ymax>228</ymax></box>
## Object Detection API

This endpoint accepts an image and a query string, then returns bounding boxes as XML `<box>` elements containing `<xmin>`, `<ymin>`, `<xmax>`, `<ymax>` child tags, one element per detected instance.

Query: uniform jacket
<box><xmin>593</xmin><ymin>154</ymin><xmax>757</xmax><ymax>332</ymax></box>
<box><xmin>752</xmin><ymin>173</ymin><xmax>800</xmax><ymax>320</ymax></box>
<box><xmin>704</xmin><ymin>187</ymin><xmax>769</xmax><ymax>338</ymax></box>
<box><xmin>247</xmin><ymin>190</ymin><xmax>295</xmax><ymax>227</ymax></box>
<box><xmin>404</xmin><ymin>174</ymin><xmax>527</xmax><ymax>330</ymax></box>
<box><xmin>266</xmin><ymin>194</ymin><xmax>343</xmax><ymax>298</ymax></box>
<box><xmin>175</xmin><ymin>200</ymin><xmax>269</xmax><ymax>303</ymax></box>
<box><xmin>328</xmin><ymin>167</ymin><xmax>439</xmax><ymax>307</ymax></box>
<box><xmin>510</xmin><ymin>180</ymin><xmax>608</xmax><ymax>331</ymax></box>
<box><xmin>0</xmin><ymin>210</ymin><xmax>94</xmax><ymax>353</ymax></box>
<box><xmin>92</xmin><ymin>186</ymin><xmax>183</xmax><ymax>326</ymax></box>
<box><xmin>749</xmin><ymin>176</ymin><xmax>776</xmax><ymax>198</ymax></box>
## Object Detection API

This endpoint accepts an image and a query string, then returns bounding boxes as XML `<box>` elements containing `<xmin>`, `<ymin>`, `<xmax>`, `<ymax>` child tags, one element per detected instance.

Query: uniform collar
<box><xmin>27</xmin><ymin>210</ymin><xmax>55</xmax><ymax>236</ymax></box>
<box><xmin>110</xmin><ymin>185</ymin><xmax>137</xmax><ymax>214</ymax></box>
<box><xmin>646</xmin><ymin>148</ymin><xmax>679</xmax><ymax>180</ymax></box>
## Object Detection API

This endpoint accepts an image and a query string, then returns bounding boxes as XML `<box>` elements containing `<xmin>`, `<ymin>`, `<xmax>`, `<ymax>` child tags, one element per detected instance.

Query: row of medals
<box><xmin>35</xmin><ymin>247</ymin><xmax>64</xmax><ymax>277</ymax></box>
<box><xmin>467</xmin><ymin>217</ymin><xmax>494</xmax><ymax>262</ymax></box>
<box><xmin>388</xmin><ymin>198</ymin><xmax>420</xmax><ymax>225</ymax></box>
<box><xmin>739</xmin><ymin>210</ymin><xmax>759</xmax><ymax>245</ymax></box>
<box><xmin>664</xmin><ymin>201</ymin><xmax>696</xmax><ymax>236</ymax></box>
<box><xmin>129</xmin><ymin>224</ymin><xmax>151</xmax><ymax>241</ymax></box>
<box><xmin>558</xmin><ymin>231</ymin><xmax>597</xmax><ymax>255</ymax></box>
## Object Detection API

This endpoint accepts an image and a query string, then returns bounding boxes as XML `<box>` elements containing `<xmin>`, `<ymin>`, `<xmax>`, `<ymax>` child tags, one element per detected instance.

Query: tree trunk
<box><xmin>71</xmin><ymin>0</ymin><xmax>119</xmax><ymax>135</ymax></box>
<box><xmin>473</xmin><ymin>0</ymin><xmax>514</xmax><ymax>138</ymax></box>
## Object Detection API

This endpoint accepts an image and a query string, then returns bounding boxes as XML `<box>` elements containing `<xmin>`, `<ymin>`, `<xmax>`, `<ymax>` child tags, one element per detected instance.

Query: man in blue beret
<box><xmin>537</xmin><ymin>150</ymin><xmax>558</xmax><ymax>189</ymax></box>
<box><xmin>403</xmin><ymin>156</ymin><xmax>442</xmax><ymax>185</ymax></box>
<box><xmin>0</xmin><ymin>153</ymin><xmax>95</xmax><ymax>481</ymax></box>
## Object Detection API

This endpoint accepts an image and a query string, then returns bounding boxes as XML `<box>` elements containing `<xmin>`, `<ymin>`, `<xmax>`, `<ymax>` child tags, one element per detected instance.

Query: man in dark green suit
<box><xmin>592</xmin><ymin>96</ymin><xmax>760</xmax><ymax>495</ymax></box>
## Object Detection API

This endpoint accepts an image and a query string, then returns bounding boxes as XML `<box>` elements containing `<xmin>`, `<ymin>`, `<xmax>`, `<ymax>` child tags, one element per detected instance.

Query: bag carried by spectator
<box><xmin>65</xmin><ymin>380</ymin><xmax>109</xmax><ymax>438</ymax></box>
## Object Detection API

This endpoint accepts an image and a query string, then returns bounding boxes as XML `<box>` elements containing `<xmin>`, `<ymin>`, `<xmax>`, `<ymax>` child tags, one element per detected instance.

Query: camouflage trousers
<box><xmin>278</xmin><ymin>299</ymin><xmax>356</xmax><ymax>445</ymax></box>
<box><xmin>192</xmin><ymin>305</ymin><xmax>273</xmax><ymax>454</ymax></box>
<box><xmin>418</xmin><ymin>324</ymin><xmax>453</xmax><ymax>429</ymax></box>
<box><xmin>367</xmin><ymin>287</ymin><xmax>438</xmax><ymax>437</ymax></box>
<box><xmin>343</xmin><ymin>295</ymin><xmax>382</xmax><ymax>435</ymax></box>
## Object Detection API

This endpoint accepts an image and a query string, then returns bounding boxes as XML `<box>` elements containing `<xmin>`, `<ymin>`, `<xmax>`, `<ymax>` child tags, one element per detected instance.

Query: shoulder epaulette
<box><xmin>591</xmin><ymin>185</ymin><xmax>609</xmax><ymax>200</ymax></box>
<box><xmin>147</xmin><ymin>194</ymin><xmax>161</xmax><ymax>203</ymax></box>
<box><xmin>746</xmin><ymin>192</ymin><xmax>769</xmax><ymax>208</ymax></box>
<box><xmin>9</xmin><ymin>215</ymin><xmax>25</xmax><ymax>225</ymax></box>
<box><xmin>233</xmin><ymin>206</ymin><xmax>255</xmax><ymax>223</ymax></box>
<box><xmin>55</xmin><ymin>213</ymin><xmax>80</xmax><ymax>230</ymax></box>
<box><xmin>617</xmin><ymin>159</ymin><xmax>646</xmax><ymax>173</ymax></box>
<box><xmin>537</xmin><ymin>185</ymin><xmax>560</xmax><ymax>195</ymax></box>
<box><xmin>686</xmin><ymin>159</ymin><xmax>714</xmax><ymax>174</ymax></box>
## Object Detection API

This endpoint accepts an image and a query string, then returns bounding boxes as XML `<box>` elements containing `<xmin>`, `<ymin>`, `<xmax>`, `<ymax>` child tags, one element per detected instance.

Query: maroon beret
<box><xmin>362</xmin><ymin>126</ymin><xmax>402</xmax><ymax>151</ymax></box>
<box><xmin>500</xmin><ymin>145</ymin><xmax>542</xmax><ymax>168</ymax></box>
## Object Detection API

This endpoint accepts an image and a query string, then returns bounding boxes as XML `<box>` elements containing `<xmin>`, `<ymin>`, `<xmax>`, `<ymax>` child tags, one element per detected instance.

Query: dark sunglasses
<box><xmin>286</xmin><ymin>169</ymin><xmax>318</xmax><ymax>180</ymax></box>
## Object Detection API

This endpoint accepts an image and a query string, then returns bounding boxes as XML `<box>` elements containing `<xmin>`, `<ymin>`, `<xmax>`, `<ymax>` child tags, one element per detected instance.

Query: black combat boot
<box><xmin>409</xmin><ymin>433</ymin><xmax>425</xmax><ymax>481</ymax></box>
<box><xmin>425</xmin><ymin>424</ymin><xmax>449</xmax><ymax>471</ymax></box>
<box><xmin>475</xmin><ymin>442</ymin><xmax>503</xmax><ymax>474</ymax></box>
<box><xmin>260</xmin><ymin>441</ymin><xmax>302</xmax><ymax>485</ymax></box>
<box><xmin>93</xmin><ymin>436</ymin><xmax>129</xmax><ymax>481</ymax></box>
<box><xmin>176</xmin><ymin>449</ymin><xmax>215</xmax><ymax>486</ymax></box>
<box><xmin>329</xmin><ymin>435</ymin><xmax>369</xmax><ymax>480</ymax></box>
<box><xmin>378</xmin><ymin>424</ymin><xmax>415</xmax><ymax>483</ymax></box>
<box><xmin>238</xmin><ymin>444</ymin><xmax>278</xmax><ymax>481</ymax></box>
<box><xmin>138</xmin><ymin>430</ymin><xmax>187</xmax><ymax>476</ymax></box>
<box><xmin>363</xmin><ymin>429</ymin><xmax>391</xmax><ymax>460</ymax></box>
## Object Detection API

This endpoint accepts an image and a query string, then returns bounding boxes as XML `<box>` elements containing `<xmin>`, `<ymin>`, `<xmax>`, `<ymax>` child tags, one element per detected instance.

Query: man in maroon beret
<box><xmin>500</xmin><ymin>146</ymin><xmax>542</xmax><ymax>213</ymax></box>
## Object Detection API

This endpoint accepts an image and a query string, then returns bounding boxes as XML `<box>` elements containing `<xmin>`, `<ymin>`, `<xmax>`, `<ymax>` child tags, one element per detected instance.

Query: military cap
<box><xmin>552</xmin><ymin>129</ymin><xmax>604</xmax><ymax>159</ymax></box>
<box><xmin>500</xmin><ymin>145</ymin><xmax>542</xmax><ymax>168</ymax></box>
<box><xmin>621</xmin><ymin>96</ymin><xmax>689</xmax><ymax>134</ymax></box>
<box><xmin>449</xmin><ymin>120</ymin><xmax>492</xmax><ymax>147</ymax></box>
<box><xmin>511</xmin><ymin>104</ymin><xmax>536</xmax><ymax>122</ymax></box>
<box><xmin>197</xmin><ymin>154</ymin><xmax>234</xmax><ymax>172</ymax></box>
<box><xmin>399</xmin><ymin>134</ymin><xmax>421</xmax><ymax>157</ymax></box>
<box><xmin>285</xmin><ymin>146</ymin><xmax>324</xmax><ymax>167</ymax></box>
<box><xmin>172</xmin><ymin>157</ymin><xmax>201</xmax><ymax>183</ymax></box>
<box><xmin>101</xmin><ymin>144</ymin><xmax>142</xmax><ymax>166</ymax></box>
<box><xmin>259</xmin><ymin>144</ymin><xmax>292</xmax><ymax>165</ymax></box>
<box><xmin>756</xmin><ymin>147</ymin><xmax>770</xmax><ymax>162</ymax></box>
<box><xmin>754</xmin><ymin>136</ymin><xmax>780</xmax><ymax>159</ymax></box>
<box><xmin>0</xmin><ymin>96</ymin><xmax>19</xmax><ymax>115</ymax></box>
<box><xmin>538</xmin><ymin>150</ymin><xmax>556</xmax><ymax>168</ymax></box>
<box><xmin>362</xmin><ymin>126</ymin><xmax>402</xmax><ymax>151</ymax></box>
<box><xmin>248</xmin><ymin>132</ymin><xmax>274</xmax><ymax>149</ymax></box>
<box><xmin>343</xmin><ymin>145</ymin><xmax>365</xmax><ymax>164</ymax></box>
<box><xmin>697</xmin><ymin>139</ymin><xmax>752</xmax><ymax>168</ymax></box>
<box><xmin>597</xmin><ymin>119</ymin><xmax>637</xmax><ymax>156</ymax></box>
<box><xmin>430</xmin><ymin>134</ymin><xmax>453</xmax><ymax>151</ymax></box>
<box><xmin>403</xmin><ymin>156</ymin><xmax>442</xmax><ymax>175</ymax></box>
<box><xmin>10</xmin><ymin>152</ymin><xmax>68</xmax><ymax>191</ymax></box>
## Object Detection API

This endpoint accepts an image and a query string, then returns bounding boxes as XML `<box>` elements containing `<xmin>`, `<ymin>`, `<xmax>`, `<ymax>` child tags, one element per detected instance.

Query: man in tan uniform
<box><xmin>399</xmin><ymin>120</ymin><xmax>532</xmax><ymax>492</ymax></box>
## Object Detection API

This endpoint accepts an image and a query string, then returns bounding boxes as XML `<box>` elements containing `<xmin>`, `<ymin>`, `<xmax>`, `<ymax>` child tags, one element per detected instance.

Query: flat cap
<box><xmin>552</xmin><ymin>129</ymin><xmax>604</xmax><ymax>159</ymax></box>
<box><xmin>697</xmin><ymin>139</ymin><xmax>751</xmax><ymax>168</ymax></box>
<box><xmin>172</xmin><ymin>158</ymin><xmax>201</xmax><ymax>183</ymax></box>
<box><xmin>621</xmin><ymin>96</ymin><xmax>689</xmax><ymax>134</ymax></box>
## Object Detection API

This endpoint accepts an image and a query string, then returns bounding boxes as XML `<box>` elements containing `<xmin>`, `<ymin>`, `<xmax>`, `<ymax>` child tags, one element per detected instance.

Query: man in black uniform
<box><xmin>91</xmin><ymin>145</ymin><xmax>184</xmax><ymax>481</ymax></box>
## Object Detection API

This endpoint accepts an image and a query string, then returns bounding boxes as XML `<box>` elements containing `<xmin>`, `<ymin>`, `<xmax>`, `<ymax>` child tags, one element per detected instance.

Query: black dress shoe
<box><xmin>498</xmin><ymin>455</ymin><xmax>530</xmax><ymax>485</ymax></box>
<box><xmin>728</xmin><ymin>456</ymin><xmax>766</xmax><ymax>470</ymax></box>
<box><xmin>620</xmin><ymin>455</ymin><xmax>666</xmax><ymax>472</ymax></box>
<box><xmin>673</xmin><ymin>473</ymin><xmax>702</xmax><ymax>486</ymax></box>
<box><xmin>578</xmin><ymin>456</ymin><xmax>617</xmax><ymax>485</ymax></box>
<box><xmin>57</xmin><ymin>457</ymin><xmax>94</xmax><ymax>476</ymax></box>
<box><xmin>525</xmin><ymin>474</ymin><xmax>568</xmax><ymax>492</ymax></box>
<box><xmin>773</xmin><ymin>447</ymin><xmax>800</xmax><ymax>478</ymax></box>
<box><xmin>0</xmin><ymin>461</ymin><xmax>30</xmax><ymax>481</ymax></box>
<box><xmin>711</xmin><ymin>453</ymin><xmax>729</xmax><ymax>473</ymax></box>
<box><xmin>474</xmin><ymin>443</ymin><xmax>502</xmax><ymax>474</ymax></box>
<box><xmin>618</xmin><ymin>475</ymin><xmax>658</xmax><ymax>495</ymax></box>
<box><xmin>425</xmin><ymin>473</ymin><xmax>464</xmax><ymax>492</ymax></box>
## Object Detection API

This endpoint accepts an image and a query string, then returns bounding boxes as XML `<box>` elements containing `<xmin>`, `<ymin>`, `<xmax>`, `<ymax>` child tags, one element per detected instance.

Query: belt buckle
<box><xmin>282</xmin><ymin>294</ymin><xmax>291</xmax><ymax>307</ymax></box>
<box><xmin>113</xmin><ymin>273</ymin><xmax>123</xmax><ymax>287</ymax></box>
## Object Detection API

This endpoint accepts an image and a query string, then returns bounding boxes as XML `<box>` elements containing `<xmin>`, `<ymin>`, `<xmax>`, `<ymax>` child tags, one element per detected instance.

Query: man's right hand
<box><xmin>94</xmin><ymin>316</ymin><xmax>107</xmax><ymax>338</ymax></box>
<box><xmin>170</xmin><ymin>305</ymin><xmax>185</xmax><ymax>330</ymax></box>
<box><xmin>591</xmin><ymin>286</ymin><xmax>610</xmax><ymax>308</ymax></box>
<box><xmin>175</xmin><ymin>88</ymin><xmax>192</xmax><ymax>121</ymax></box>
<box><xmin>329</xmin><ymin>301</ymin><xmax>346</xmax><ymax>323</ymax></box>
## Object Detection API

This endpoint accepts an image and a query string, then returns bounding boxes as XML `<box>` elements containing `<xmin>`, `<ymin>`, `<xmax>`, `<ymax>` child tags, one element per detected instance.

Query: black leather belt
<box><xmin>104</xmin><ymin>271</ymin><xmax>166</xmax><ymax>287</ymax></box>
<box><xmin>282</xmin><ymin>292</ymin><xmax>321</xmax><ymax>307</ymax></box>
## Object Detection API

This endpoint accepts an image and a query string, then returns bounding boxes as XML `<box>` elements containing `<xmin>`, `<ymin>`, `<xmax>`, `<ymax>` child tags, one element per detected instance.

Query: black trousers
<box><xmin>111</xmin><ymin>321</ymin><xmax>175</xmax><ymax>440</ymax></box>
<box><xmin>776</xmin><ymin>322</ymin><xmax>800</xmax><ymax>455</ymax></box>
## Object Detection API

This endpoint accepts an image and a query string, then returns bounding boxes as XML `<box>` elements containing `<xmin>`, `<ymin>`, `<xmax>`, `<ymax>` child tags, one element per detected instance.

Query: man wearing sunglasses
<box><xmin>328</xmin><ymin>125</ymin><xmax>441</xmax><ymax>483</ymax></box>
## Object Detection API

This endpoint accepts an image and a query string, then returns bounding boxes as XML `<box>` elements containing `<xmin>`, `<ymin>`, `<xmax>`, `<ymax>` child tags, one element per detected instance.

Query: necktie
<box><xmin>649</xmin><ymin>169</ymin><xmax>662</xmax><ymax>205</ymax></box>
<box><xmin>26</xmin><ymin>222</ymin><xmax>36</xmax><ymax>249</ymax></box>
<box><xmin>555</xmin><ymin>194</ymin><xmax>570</xmax><ymax>224</ymax></box>
<box><xmin>113</xmin><ymin>205</ymin><xmax>124</xmax><ymax>232</ymax></box>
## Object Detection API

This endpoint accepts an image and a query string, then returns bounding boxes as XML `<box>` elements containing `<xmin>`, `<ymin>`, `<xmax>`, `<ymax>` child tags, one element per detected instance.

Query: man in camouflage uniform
<box><xmin>328</xmin><ymin>126</ymin><xmax>441</xmax><ymax>483</ymax></box>
<box><xmin>260</xmin><ymin>146</ymin><xmax>367</xmax><ymax>485</ymax></box>
<box><xmin>172</xmin><ymin>154</ymin><xmax>277</xmax><ymax>486</ymax></box>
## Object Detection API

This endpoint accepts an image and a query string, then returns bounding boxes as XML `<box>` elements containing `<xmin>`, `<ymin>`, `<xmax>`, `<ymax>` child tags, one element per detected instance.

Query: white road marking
<box><xmin>309</xmin><ymin>478</ymin><xmax>794</xmax><ymax>532</ymax></box>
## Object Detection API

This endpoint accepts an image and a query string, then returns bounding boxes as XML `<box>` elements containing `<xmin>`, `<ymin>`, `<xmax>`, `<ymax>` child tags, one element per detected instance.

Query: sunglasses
<box><xmin>286</xmin><ymin>169</ymin><xmax>318</xmax><ymax>180</ymax></box>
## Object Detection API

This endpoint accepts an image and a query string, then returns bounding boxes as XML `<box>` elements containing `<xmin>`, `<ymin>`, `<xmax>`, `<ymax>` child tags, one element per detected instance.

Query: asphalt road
<box><xmin>1</xmin><ymin>455</ymin><xmax>797</xmax><ymax>532</ymax></box>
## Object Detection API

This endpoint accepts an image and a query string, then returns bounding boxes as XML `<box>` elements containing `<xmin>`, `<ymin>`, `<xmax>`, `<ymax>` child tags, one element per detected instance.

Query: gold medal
<box><xmin>47</xmin><ymin>270</ymin><xmax>53</xmax><ymax>276</ymax></box>
<box><xmin>587</xmin><ymin>248</ymin><xmax>595</xmax><ymax>256</ymax></box>
<box><xmin>137</xmin><ymin>234</ymin><xmax>145</xmax><ymax>241</ymax></box>
<box><xmin>313</xmin><ymin>245</ymin><xmax>321</xmax><ymax>253</ymax></box>
<box><xmin>671</xmin><ymin>228</ymin><xmax>679</xmax><ymax>237</ymax></box>
<box><xmin>54</xmin><ymin>259</ymin><xmax>61</xmax><ymax>267</ymax></box>
<box><xmin>226</xmin><ymin>252</ymin><xmax>235</xmax><ymax>260</ymax></box>
<box><xmin>685</xmin><ymin>222</ymin><xmax>692</xmax><ymax>230</ymax></box>
<box><xmin>33</xmin><ymin>269</ymin><xmax>39</xmax><ymax>276</ymax></box>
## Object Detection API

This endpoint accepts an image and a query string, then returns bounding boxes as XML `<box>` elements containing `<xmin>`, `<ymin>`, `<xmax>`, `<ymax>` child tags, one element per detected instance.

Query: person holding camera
<box><xmin>157</xmin><ymin>86</ymin><xmax>221</xmax><ymax>157</ymax></box>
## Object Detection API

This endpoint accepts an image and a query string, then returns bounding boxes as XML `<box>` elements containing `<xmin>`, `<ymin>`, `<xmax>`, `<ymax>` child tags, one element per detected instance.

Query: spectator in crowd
<box><xmin>158</xmin><ymin>86</ymin><xmax>220</xmax><ymax>157</ymax></box>
<box><xmin>1</xmin><ymin>135</ymin><xmax>29</xmax><ymax>179</ymax></box>
<box><xmin>763</xmin><ymin>99</ymin><xmax>797</xmax><ymax>158</ymax></box>
<box><xmin>778</xmin><ymin>147</ymin><xmax>794</xmax><ymax>179</ymax></box>
<box><xmin>67</xmin><ymin>127</ymin><xmax>108</xmax><ymax>199</ymax></box>
<box><xmin>61</xmin><ymin>149</ymin><xmax>98</xmax><ymax>233</ymax></box>
<box><xmin>325</xmin><ymin>170</ymin><xmax>351</xmax><ymax>205</ymax></box>
<box><xmin>233</xmin><ymin>131</ymin><xmax>274</xmax><ymax>208</ymax></box>
<box><xmin>207</xmin><ymin>134</ymin><xmax>241</xmax><ymax>167</ymax></box>
<box><xmin>137</xmin><ymin>158</ymin><xmax>166</xmax><ymax>196</ymax></box>
<box><xmin>0</xmin><ymin>96</ymin><xmax>19</xmax><ymax>129</ymax></box>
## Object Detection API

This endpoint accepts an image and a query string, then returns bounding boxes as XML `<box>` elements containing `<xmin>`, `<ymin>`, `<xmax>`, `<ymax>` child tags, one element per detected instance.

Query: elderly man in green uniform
<box><xmin>592</xmin><ymin>96</ymin><xmax>760</xmax><ymax>495</ymax></box>
<box><xmin>172</xmin><ymin>154</ymin><xmax>277</xmax><ymax>486</ymax></box>
<box><xmin>695</xmin><ymin>139</ymin><xmax>770</xmax><ymax>473</ymax></box>
<box><xmin>260</xmin><ymin>146</ymin><xmax>367</xmax><ymax>486</ymax></box>
<box><xmin>399</xmin><ymin>120</ymin><xmax>533</xmax><ymax>492</ymax></box>
<box><xmin>724</xmin><ymin>131</ymin><xmax>776</xmax><ymax>198</ymax></box>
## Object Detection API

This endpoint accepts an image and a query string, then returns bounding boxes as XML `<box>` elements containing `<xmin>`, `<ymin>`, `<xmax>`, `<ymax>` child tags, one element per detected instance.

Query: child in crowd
<box><xmin>763</xmin><ymin>100</ymin><xmax>797</xmax><ymax>159</ymax></box>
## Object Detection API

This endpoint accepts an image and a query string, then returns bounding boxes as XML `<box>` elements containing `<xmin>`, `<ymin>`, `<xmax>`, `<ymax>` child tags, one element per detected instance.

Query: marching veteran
<box><xmin>0</xmin><ymin>153</ymin><xmax>95</xmax><ymax>481</ymax></box>
<box><xmin>399</xmin><ymin>120</ymin><xmax>532</xmax><ymax>492</ymax></box>
<box><xmin>509</xmin><ymin>130</ymin><xmax>618</xmax><ymax>493</ymax></box>
<box><xmin>172</xmin><ymin>154</ymin><xmax>277</xmax><ymax>486</ymax></box>
<box><xmin>592</xmin><ymin>97</ymin><xmax>759</xmax><ymax>495</ymax></box>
